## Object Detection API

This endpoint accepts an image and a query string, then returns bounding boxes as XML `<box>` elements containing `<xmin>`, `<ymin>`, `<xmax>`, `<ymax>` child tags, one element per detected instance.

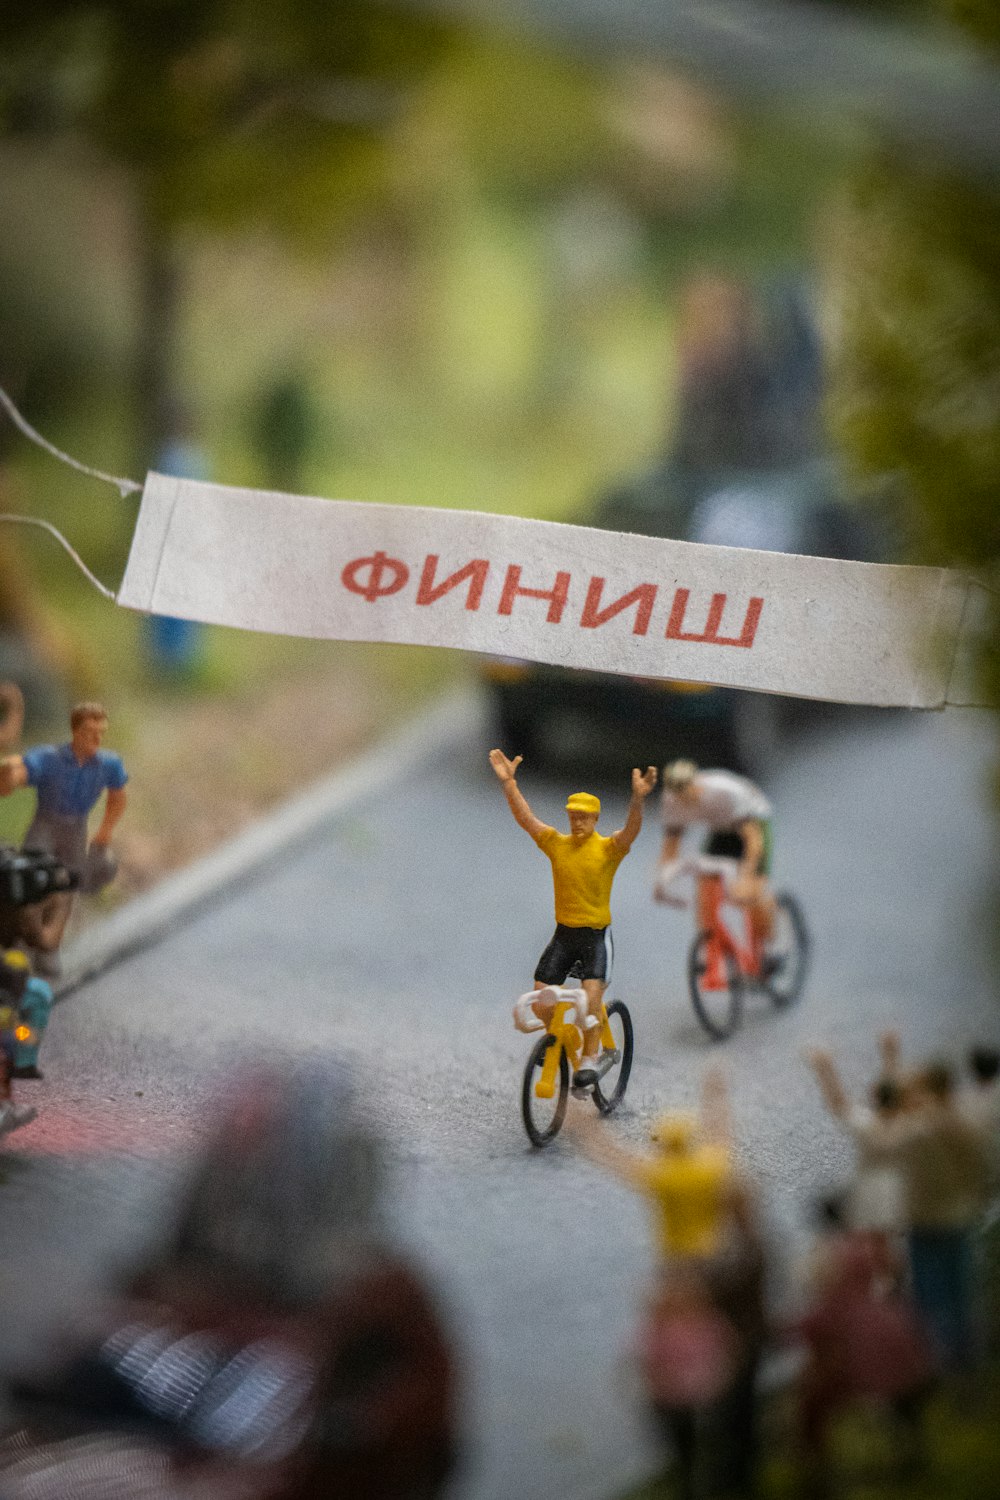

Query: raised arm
<box><xmin>0</xmin><ymin>755</ymin><xmax>28</xmax><ymax>797</ymax></box>
<box><xmin>805</xmin><ymin>1047</ymin><xmax>851</xmax><ymax>1122</ymax></box>
<box><xmin>878</xmin><ymin>1030</ymin><xmax>902</xmax><ymax>1080</ymax></box>
<box><xmin>488</xmin><ymin>749</ymin><xmax>550</xmax><ymax>841</ymax></box>
<box><xmin>700</xmin><ymin>1066</ymin><xmax>732</xmax><ymax>1149</ymax></box>
<box><xmin>567</xmin><ymin>1107</ymin><xmax>650</xmax><ymax>1187</ymax></box>
<box><xmin>612</xmin><ymin>766</ymin><xmax>657</xmax><ymax>854</ymax></box>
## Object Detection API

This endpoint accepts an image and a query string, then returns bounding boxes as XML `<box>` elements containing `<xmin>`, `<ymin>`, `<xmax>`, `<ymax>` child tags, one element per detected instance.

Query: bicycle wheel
<box><xmin>521</xmin><ymin>1034</ymin><xmax>569</xmax><ymax>1147</ymax></box>
<box><xmin>688</xmin><ymin>933</ymin><xmax>744</xmax><ymax>1040</ymax></box>
<box><xmin>763</xmin><ymin>893</ymin><xmax>809</xmax><ymax>1007</ymax></box>
<box><xmin>592</xmin><ymin>999</ymin><xmax>634</xmax><ymax>1115</ymax></box>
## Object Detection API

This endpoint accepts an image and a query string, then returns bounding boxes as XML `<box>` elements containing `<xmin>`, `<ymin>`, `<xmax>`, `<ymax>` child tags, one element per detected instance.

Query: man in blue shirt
<box><xmin>0</xmin><ymin>702</ymin><xmax>128</xmax><ymax>976</ymax></box>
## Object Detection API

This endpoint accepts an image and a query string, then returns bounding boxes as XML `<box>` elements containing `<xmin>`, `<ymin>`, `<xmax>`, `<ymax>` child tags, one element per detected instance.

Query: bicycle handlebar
<box><xmin>653</xmin><ymin>854</ymin><xmax>738</xmax><ymax>907</ymax></box>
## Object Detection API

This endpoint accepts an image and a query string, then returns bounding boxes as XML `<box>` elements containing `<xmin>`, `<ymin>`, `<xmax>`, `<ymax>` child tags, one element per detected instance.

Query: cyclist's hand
<box><xmin>654</xmin><ymin>862</ymin><xmax>685</xmax><ymax>906</ymax></box>
<box><xmin>729</xmin><ymin>875</ymin><xmax>757</xmax><ymax>906</ymax></box>
<box><xmin>489</xmin><ymin>748</ymin><xmax>522</xmax><ymax>782</ymax></box>
<box><xmin>633</xmin><ymin>765</ymin><xmax>658</xmax><ymax>798</ymax></box>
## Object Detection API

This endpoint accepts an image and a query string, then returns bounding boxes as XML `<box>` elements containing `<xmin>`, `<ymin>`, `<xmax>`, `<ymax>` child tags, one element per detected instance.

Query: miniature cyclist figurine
<box><xmin>655</xmin><ymin>760</ymin><xmax>775</xmax><ymax>952</ymax></box>
<box><xmin>489</xmin><ymin>748</ymin><xmax>656</xmax><ymax>1088</ymax></box>
<box><xmin>0</xmin><ymin>702</ymin><xmax>127</xmax><ymax>973</ymax></box>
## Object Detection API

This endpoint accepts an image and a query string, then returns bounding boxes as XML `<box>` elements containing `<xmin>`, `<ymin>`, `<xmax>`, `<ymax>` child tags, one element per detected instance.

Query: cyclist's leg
<box><xmin>696</xmin><ymin>872</ymin><xmax>726</xmax><ymax>934</ymax></box>
<box><xmin>580</xmin><ymin>979</ymin><xmax>607</xmax><ymax>1058</ymax></box>
<box><xmin>750</xmin><ymin>822</ymin><xmax>777</xmax><ymax>945</ymax></box>
<box><xmin>525</xmin><ymin>929</ymin><xmax>572</xmax><ymax>1027</ymax></box>
<box><xmin>578</xmin><ymin>929</ymin><xmax>612</xmax><ymax>1062</ymax></box>
<box><xmin>750</xmin><ymin>878</ymin><xmax>777</xmax><ymax>946</ymax></box>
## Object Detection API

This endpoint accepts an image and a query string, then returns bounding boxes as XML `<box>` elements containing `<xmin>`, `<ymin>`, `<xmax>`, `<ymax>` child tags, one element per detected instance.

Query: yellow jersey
<box><xmin>636</xmin><ymin>1145</ymin><xmax>732</xmax><ymax>1259</ymax></box>
<box><xmin>534</xmin><ymin>827</ymin><xmax>625</xmax><ymax>928</ymax></box>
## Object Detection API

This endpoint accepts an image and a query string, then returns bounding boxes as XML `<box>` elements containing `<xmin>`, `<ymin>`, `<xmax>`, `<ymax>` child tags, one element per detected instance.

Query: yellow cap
<box><xmin>565</xmin><ymin>792</ymin><xmax>600</xmax><ymax>815</ymax></box>
<box><xmin>1</xmin><ymin>950</ymin><xmax>29</xmax><ymax>971</ymax></box>
<box><xmin>650</xmin><ymin>1112</ymin><xmax>696</xmax><ymax>1150</ymax></box>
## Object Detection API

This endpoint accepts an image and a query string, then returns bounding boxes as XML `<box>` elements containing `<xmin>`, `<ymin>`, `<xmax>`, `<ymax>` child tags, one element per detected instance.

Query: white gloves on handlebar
<box><xmin>653</xmin><ymin>861</ymin><xmax>687</xmax><ymax>907</ymax></box>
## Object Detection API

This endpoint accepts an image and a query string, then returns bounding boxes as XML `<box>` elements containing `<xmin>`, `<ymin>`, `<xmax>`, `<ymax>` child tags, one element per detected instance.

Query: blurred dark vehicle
<box><xmin>0</xmin><ymin>1061</ymin><xmax>458</xmax><ymax>1500</ymax></box>
<box><xmin>482</xmin><ymin>277</ymin><xmax>890</xmax><ymax>776</ymax></box>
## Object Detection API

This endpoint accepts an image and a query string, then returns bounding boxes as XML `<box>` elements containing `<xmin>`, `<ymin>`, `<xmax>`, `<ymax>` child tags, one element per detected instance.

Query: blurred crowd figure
<box><xmin>0</xmin><ymin>1061</ymin><xmax>457</xmax><ymax>1499</ymax></box>
<box><xmin>672</xmin><ymin>275</ymin><xmax>822</xmax><ymax>477</ymax></box>
<box><xmin>574</xmin><ymin>1071</ymin><xmax>766</xmax><ymax>1500</ymax></box>
<box><xmin>573</xmin><ymin>1035</ymin><xmax>1000</xmax><ymax>1498</ymax></box>
<box><xmin>1</xmin><ymin>1038</ymin><xmax>998</xmax><ymax>1497</ymax></box>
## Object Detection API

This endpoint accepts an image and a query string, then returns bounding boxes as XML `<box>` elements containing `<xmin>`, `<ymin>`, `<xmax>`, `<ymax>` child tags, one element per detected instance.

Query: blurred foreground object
<box><xmin>795</xmin><ymin>1220</ymin><xmax>933</xmax><ymax>1489</ymax></box>
<box><xmin>0</xmin><ymin>1060</ymin><xmax>458</xmax><ymax>1499</ymax></box>
<box><xmin>0</xmin><ymin>847</ymin><xmax>75</xmax><ymax>1089</ymax></box>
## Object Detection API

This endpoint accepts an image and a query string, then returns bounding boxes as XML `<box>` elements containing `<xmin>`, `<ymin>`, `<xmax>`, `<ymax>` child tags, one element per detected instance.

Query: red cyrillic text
<box><xmin>498</xmin><ymin>565</ymin><xmax>571</xmax><ymax>624</ymax></box>
<box><xmin>416</xmin><ymin>554</ymin><xmax>489</xmax><ymax>611</ymax></box>
<box><xmin>341</xmin><ymin>551</ymin><xmax>410</xmax><ymax>601</ymax></box>
<box><xmin>580</xmin><ymin>577</ymin><xmax>657</xmax><ymax>636</ymax></box>
<box><xmin>340</xmin><ymin>551</ymin><xmax>764</xmax><ymax>651</ymax></box>
<box><xmin>666</xmin><ymin>589</ymin><xmax>763</xmax><ymax>648</ymax></box>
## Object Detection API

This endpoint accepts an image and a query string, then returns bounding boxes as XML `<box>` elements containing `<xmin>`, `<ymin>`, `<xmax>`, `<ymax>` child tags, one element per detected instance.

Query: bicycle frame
<box><xmin>533</xmin><ymin>997</ymin><xmax>617</xmax><ymax>1099</ymax></box>
<box><xmin>698</xmin><ymin>873</ymin><xmax>763</xmax><ymax>988</ymax></box>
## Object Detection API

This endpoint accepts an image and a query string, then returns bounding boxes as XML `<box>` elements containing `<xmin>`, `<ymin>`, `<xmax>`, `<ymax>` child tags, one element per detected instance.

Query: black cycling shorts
<box><xmin>703</xmin><ymin>823</ymin><xmax>772</xmax><ymax>876</ymax></box>
<box><xmin>534</xmin><ymin>924</ymin><xmax>613</xmax><ymax>985</ymax></box>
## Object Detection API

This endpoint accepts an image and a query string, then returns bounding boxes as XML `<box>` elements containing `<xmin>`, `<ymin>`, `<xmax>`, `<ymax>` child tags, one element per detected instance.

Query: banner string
<box><xmin>0</xmin><ymin>386</ymin><xmax>141</xmax><ymax>499</ymax></box>
<box><xmin>0</xmin><ymin>382</ymin><xmax>143</xmax><ymax>600</ymax></box>
<box><xmin>0</xmin><ymin>514</ymin><xmax>117</xmax><ymax>600</ymax></box>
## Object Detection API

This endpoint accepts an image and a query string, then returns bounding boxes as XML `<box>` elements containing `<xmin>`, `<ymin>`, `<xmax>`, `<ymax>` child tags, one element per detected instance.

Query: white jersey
<box><xmin>661</xmin><ymin>769</ymin><xmax>772</xmax><ymax>833</ymax></box>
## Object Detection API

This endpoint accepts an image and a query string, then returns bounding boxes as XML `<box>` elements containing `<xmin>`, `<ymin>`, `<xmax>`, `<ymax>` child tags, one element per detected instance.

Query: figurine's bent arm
<box><xmin>0</xmin><ymin>755</ymin><xmax>28</xmax><ymax>797</ymax></box>
<box><xmin>93</xmin><ymin>786</ymin><xmax>127</xmax><ymax>847</ymax></box>
<box><xmin>660</xmin><ymin>827</ymin><xmax>683</xmax><ymax>865</ymax></box>
<box><xmin>737</xmin><ymin>819</ymin><xmax>764</xmax><ymax>880</ymax></box>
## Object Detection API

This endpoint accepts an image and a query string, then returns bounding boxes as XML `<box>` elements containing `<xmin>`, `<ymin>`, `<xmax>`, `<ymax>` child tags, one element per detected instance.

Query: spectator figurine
<box><xmin>805</xmin><ymin>1037</ymin><xmax>912</xmax><ymax>1249</ymax></box>
<box><xmin>795</xmin><ymin>1212</ymin><xmax>933</xmax><ymax>1489</ymax></box>
<box><xmin>959</xmin><ymin>1045</ymin><xmax>1000</xmax><ymax>1175</ymax></box>
<box><xmin>572</xmin><ymin>1072</ymin><xmax>767</xmax><ymax>1497</ymax></box>
<box><xmin>808</xmin><ymin>1036</ymin><xmax>989</xmax><ymax>1374</ymax></box>
<box><xmin>0</xmin><ymin>703</ymin><xmax>127</xmax><ymax>974</ymax></box>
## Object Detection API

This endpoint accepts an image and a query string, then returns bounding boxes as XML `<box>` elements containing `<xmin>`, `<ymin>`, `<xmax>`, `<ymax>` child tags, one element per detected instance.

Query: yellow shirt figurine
<box><xmin>636</xmin><ymin>1116</ymin><xmax>732</xmax><ymax>1259</ymax></box>
<box><xmin>489</xmin><ymin>753</ymin><xmax>657</xmax><ymax>1087</ymax></box>
<box><xmin>572</xmin><ymin>1071</ymin><xmax>739</xmax><ymax>1267</ymax></box>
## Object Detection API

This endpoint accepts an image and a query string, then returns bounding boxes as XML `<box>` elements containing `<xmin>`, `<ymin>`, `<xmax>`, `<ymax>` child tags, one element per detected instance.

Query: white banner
<box><xmin>118</xmin><ymin>473</ymin><xmax>972</xmax><ymax>709</ymax></box>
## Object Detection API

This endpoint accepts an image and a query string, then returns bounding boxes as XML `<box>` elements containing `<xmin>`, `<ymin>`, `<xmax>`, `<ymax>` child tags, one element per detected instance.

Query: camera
<box><xmin>0</xmin><ymin>845</ymin><xmax>77</xmax><ymax>910</ymax></box>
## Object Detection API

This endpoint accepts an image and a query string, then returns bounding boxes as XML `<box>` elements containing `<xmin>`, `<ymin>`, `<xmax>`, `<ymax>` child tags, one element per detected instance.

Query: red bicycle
<box><xmin>658</xmin><ymin>855</ymin><xmax>809</xmax><ymax>1040</ymax></box>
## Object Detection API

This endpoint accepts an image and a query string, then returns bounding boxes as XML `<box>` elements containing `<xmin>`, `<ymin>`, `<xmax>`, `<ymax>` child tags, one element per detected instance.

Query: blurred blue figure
<box><xmin>147</xmin><ymin>399</ymin><xmax>208</xmax><ymax>677</ymax></box>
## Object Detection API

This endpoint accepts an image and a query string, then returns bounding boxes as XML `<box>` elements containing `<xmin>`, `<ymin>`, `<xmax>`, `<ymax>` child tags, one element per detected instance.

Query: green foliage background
<box><xmin>827</xmin><ymin>0</ymin><xmax>1000</xmax><ymax>705</ymax></box>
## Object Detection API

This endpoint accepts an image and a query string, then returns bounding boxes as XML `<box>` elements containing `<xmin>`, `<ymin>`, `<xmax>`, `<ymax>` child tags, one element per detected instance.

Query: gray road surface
<box><xmin>0</xmin><ymin>698</ymin><xmax>997</xmax><ymax>1499</ymax></box>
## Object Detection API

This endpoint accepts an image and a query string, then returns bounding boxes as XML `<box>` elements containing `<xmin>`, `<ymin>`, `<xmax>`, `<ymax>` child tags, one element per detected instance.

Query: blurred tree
<box><xmin>0</xmin><ymin>0</ymin><xmax>451</xmax><ymax>464</ymax></box>
<box><xmin>827</xmin><ymin>0</ymin><xmax>1000</xmax><ymax>705</ymax></box>
<box><xmin>252</xmin><ymin>369</ymin><xmax>320</xmax><ymax>493</ymax></box>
